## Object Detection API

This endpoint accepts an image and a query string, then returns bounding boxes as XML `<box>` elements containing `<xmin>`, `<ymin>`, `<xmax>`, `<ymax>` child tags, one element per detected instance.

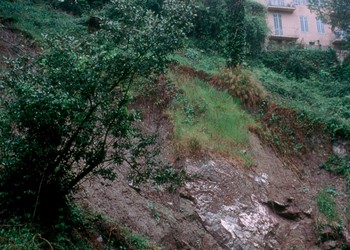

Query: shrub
<box><xmin>220</xmin><ymin>67</ymin><xmax>266</xmax><ymax>107</ymax></box>
<box><xmin>338</xmin><ymin>54</ymin><xmax>350</xmax><ymax>82</ymax></box>
<box><xmin>259</xmin><ymin>49</ymin><xmax>339</xmax><ymax>80</ymax></box>
<box><xmin>0</xmin><ymin>0</ymin><xmax>193</xmax><ymax>224</ymax></box>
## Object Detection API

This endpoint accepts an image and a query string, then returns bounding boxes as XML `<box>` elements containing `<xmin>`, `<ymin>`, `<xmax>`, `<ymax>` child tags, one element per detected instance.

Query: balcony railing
<box><xmin>267</xmin><ymin>0</ymin><xmax>296</xmax><ymax>12</ymax></box>
<box><xmin>269</xmin><ymin>27</ymin><xmax>299</xmax><ymax>40</ymax></box>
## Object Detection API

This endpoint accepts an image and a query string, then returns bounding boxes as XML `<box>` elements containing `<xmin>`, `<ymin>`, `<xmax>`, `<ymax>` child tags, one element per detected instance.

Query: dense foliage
<box><xmin>338</xmin><ymin>54</ymin><xmax>350</xmax><ymax>81</ymax></box>
<box><xmin>258</xmin><ymin>64</ymin><xmax>350</xmax><ymax>139</ymax></box>
<box><xmin>0</xmin><ymin>0</ymin><xmax>87</xmax><ymax>41</ymax></box>
<box><xmin>190</xmin><ymin>0</ymin><xmax>267</xmax><ymax>65</ymax></box>
<box><xmin>243</xmin><ymin>0</ymin><xmax>268</xmax><ymax>56</ymax></box>
<box><xmin>0</xmin><ymin>0</ymin><xmax>193</xmax><ymax>223</ymax></box>
<box><xmin>259</xmin><ymin>49</ymin><xmax>339</xmax><ymax>80</ymax></box>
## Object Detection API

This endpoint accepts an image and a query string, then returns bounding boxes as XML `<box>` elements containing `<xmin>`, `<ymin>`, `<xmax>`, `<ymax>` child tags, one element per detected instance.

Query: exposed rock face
<box><xmin>183</xmin><ymin>159</ymin><xmax>279</xmax><ymax>249</ymax></box>
<box><xmin>78</xmin><ymin>133</ymin><xmax>349</xmax><ymax>249</ymax></box>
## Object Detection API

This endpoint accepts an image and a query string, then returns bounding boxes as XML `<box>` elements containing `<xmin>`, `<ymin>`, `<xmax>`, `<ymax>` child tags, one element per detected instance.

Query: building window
<box><xmin>316</xmin><ymin>18</ymin><xmax>325</xmax><ymax>34</ymax></box>
<box><xmin>270</xmin><ymin>0</ymin><xmax>285</xmax><ymax>6</ymax></box>
<box><xmin>300</xmin><ymin>16</ymin><xmax>309</xmax><ymax>33</ymax></box>
<box><xmin>294</xmin><ymin>0</ymin><xmax>308</xmax><ymax>5</ymax></box>
<box><xmin>273</xmin><ymin>13</ymin><xmax>283</xmax><ymax>35</ymax></box>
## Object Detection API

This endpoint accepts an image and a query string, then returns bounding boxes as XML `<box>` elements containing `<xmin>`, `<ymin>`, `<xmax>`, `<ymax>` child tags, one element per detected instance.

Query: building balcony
<box><xmin>332</xmin><ymin>38</ymin><xmax>346</xmax><ymax>45</ymax></box>
<box><xmin>267</xmin><ymin>1</ymin><xmax>296</xmax><ymax>12</ymax></box>
<box><xmin>269</xmin><ymin>34</ymin><xmax>299</xmax><ymax>41</ymax></box>
<box><xmin>332</xmin><ymin>31</ymin><xmax>347</xmax><ymax>45</ymax></box>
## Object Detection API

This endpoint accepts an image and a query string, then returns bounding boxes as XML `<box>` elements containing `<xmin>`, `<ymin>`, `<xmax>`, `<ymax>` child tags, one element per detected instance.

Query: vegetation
<box><xmin>256</xmin><ymin>59</ymin><xmax>350</xmax><ymax>139</ymax></box>
<box><xmin>244</xmin><ymin>0</ymin><xmax>268</xmax><ymax>57</ymax></box>
<box><xmin>258</xmin><ymin>49</ymin><xmax>338</xmax><ymax>80</ymax></box>
<box><xmin>190</xmin><ymin>0</ymin><xmax>268</xmax><ymax>65</ymax></box>
<box><xmin>315</xmin><ymin>187</ymin><xmax>346</xmax><ymax>245</ymax></box>
<box><xmin>0</xmin><ymin>0</ymin><xmax>193</xmax><ymax>230</ymax></box>
<box><xmin>2</xmin><ymin>0</ymin><xmax>350</xmax><ymax>248</ymax></box>
<box><xmin>309</xmin><ymin>0</ymin><xmax>350</xmax><ymax>43</ymax></box>
<box><xmin>321</xmin><ymin>155</ymin><xmax>350</xmax><ymax>185</ymax></box>
<box><xmin>317</xmin><ymin>187</ymin><xmax>339</xmax><ymax>221</ymax></box>
<box><xmin>0</xmin><ymin>0</ymin><xmax>86</xmax><ymax>40</ymax></box>
<box><xmin>169</xmin><ymin>48</ymin><xmax>226</xmax><ymax>75</ymax></box>
<box><xmin>169</xmin><ymin>70</ymin><xmax>255</xmax><ymax>162</ymax></box>
<box><xmin>0</xmin><ymin>205</ymin><xmax>157</xmax><ymax>249</ymax></box>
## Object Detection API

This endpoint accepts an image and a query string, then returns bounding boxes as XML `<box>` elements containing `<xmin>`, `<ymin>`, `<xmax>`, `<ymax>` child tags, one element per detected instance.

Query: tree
<box><xmin>0</xmin><ymin>0</ymin><xmax>193</xmax><ymax>223</ymax></box>
<box><xmin>244</xmin><ymin>0</ymin><xmax>268</xmax><ymax>56</ymax></box>
<box><xmin>190</xmin><ymin>0</ymin><xmax>227</xmax><ymax>50</ymax></box>
<box><xmin>309</xmin><ymin>0</ymin><xmax>350</xmax><ymax>40</ymax></box>
<box><xmin>191</xmin><ymin>0</ymin><xmax>267</xmax><ymax>66</ymax></box>
<box><xmin>224</xmin><ymin>0</ymin><xmax>246</xmax><ymax>67</ymax></box>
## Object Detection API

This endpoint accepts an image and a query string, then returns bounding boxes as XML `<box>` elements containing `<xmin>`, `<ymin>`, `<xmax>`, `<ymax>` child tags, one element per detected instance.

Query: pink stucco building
<box><xmin>256</xmin><ymin>0</ymin><xmax>343</xmax><ymax>48</ymax></box>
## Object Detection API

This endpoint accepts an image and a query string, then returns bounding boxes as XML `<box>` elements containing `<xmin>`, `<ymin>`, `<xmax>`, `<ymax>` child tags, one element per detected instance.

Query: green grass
<box><xmin>256</xmin><ymin>66</ymin><xmax>350</xmax><ymax>138</ymax></box>
<box><xmin>120</xmin><ymin>227</ymin><xmax>156</xmax><ymax>250</ymax></box>
<box><xmin>169</xmin><ymin>48</ymin><xmax>226</xmax><ymax>74</ymax></box>
<box><xmin>317</xmin><ymin>188</ymin><xmax>339</xmax><ymax>221</ymax></box>
<box><xmin>169</xmin><ymin>71</ymin><xmax>255</xmax><ymax>164</ymax></box>
<box><xmin>0</xmin><ymin>225</ymin><xmax>46</xmax><ymax>250</ymax></box>
<box><xmin>321</xmin><ymin>155</ymin><xmax>350</xmax><ymax>185</ymax></box>
<box><xmin>0</xmin><ymin>223</ymin><xmax>94</xmax><ymax>250</ymax></box>
<box><xmin>0</xmin><ymin>0</ymin><xmax>87</xmax><ymax>41</ymax></box>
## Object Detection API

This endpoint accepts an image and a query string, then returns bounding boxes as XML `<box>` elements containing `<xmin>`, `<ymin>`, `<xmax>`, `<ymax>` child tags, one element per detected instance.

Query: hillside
<box><xmin>0</xmin><ymin>1</ymin><xmax>349</xmax><ymax>249</ymax></box>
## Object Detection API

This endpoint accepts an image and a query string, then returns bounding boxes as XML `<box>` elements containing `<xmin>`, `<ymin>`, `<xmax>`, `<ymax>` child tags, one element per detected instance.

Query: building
<box><xmin>256</xmin><ymin>0</ymin><xmax>343</xmax><ymax>48</ymax></box>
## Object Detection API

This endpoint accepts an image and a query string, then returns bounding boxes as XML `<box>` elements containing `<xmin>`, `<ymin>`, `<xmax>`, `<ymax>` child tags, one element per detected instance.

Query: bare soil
<box><xmin>77</xmin><ymin>82</ymin><xmax>350</xmax><ymax>249</ymax></box>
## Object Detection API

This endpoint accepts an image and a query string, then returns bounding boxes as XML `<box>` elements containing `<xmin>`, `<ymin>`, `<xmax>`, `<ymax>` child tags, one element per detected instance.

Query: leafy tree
<box><xmin>190</xmin><ymin>0</ymin><xmax>227</xmax><ymax>50</ymax></box>
<box><xmin>245</xmin><ymin>0</ymin><xmax>268</xmax><ymax>56</ymax></box>
<box><xmin>309</xmin><ymin>0</ymin><xmax>350</xmax><ymax>41</ymax></box>
<box><xmin>191</xmin><ymin>0</ymin><xmax>267</xmax><ymax>66</ymax></box>
<box><xmin>0</xmin><ymin>0</ymin><xmax>193</xmax><ymax>224</ymax></box>
<box><xmin>224</xmin><ymin>0</ymin><xmax>246</xmax><ymax>66</ymax></box>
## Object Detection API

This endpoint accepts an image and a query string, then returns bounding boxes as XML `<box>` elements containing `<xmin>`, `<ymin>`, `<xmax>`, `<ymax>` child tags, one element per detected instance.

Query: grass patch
<box><xmin>0</xmin><ymin>0</ymin><xmax>86</xmax><ymax>41</ymax></box>
<box><xmin>321</xmin><ymin>155</ymin><xmax>350</xmax><ymax>184</ymax></box>
<box><xmin>169</xmin><ymin>71</ymin><xmax>255</xmax><ymax>164</ymax></box>
<box><xmin>0</xmin><ymin>222</ymin><xmax>94</xmax><ymax>250</ymax></box>
<box><xmin>317</xmin><ymin>188</ymin><xmax>339</xmax><ymax>221</ymax></box>
<box><xmin>0</xmin><ymin>224</ymin><xmax>51</xmax><ymax>250</ymax></box>
<box><xmin>169</xmin><ymin>48</ymin><xmax>225</xmax><ymax>75</ymax></box>
<box><xmin>0</xmin><ymin>208</ymin><xmax>158</xmax><ymax>250</ymax></box>
<box><xmin>120</xmin><ymin>227</ymin><xmax>157</xmax><ymax>250</ymax></box>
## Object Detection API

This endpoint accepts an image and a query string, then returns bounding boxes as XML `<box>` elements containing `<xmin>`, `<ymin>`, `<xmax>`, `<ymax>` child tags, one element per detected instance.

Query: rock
<box><xmin>254</xmin><ymin>173</ymin><xmax>268</xmax><ymax>186</ymax></box>
<box><xmin>303</xmin><ymin>208</ymin><xmax>312</xmax><ymax>217</ymax></box>
<box><xmin>342</xmin><ymin>228</ymin><xmax>350</xmax><ymax>247</ymax></box>
<box><xmin>278</xmin><ymin>209</ymin><xmax>301</xmax><ymax>220</ymax></box>
<box><xmin>179</xmin><ymin>192</ymin><xmax>195</xmax><ymax>202</ymax></box>
<box><xmin>265</xmin><ymin>200</ymin><xmax>301</xmax><ymax>220</ymax></box>
<box><xmin>323</xmin><ymin>240</ymin><xmax>337</xmax><ymax>249</ymax></box>
<box><xmin>96</xmin><ymin>235</ymin><xmax>103</xmax><ymax>243</ymax></box>
<box><xmin>266</xmin><ymin>200</ymin><xmax>288</xmax><ymax>212</ymax></box>
<box><xmin>332</xmin><ymin>141</ymin><xmax>349</xmax><ymax>158</ymax></box>
<box><xmin>287</xmin><ymin>197</ymin><xmax>294</xmax><ymax>203</ymax></box>
<box><xmin>320</xmin><ymin>226</ymin><xmax>336</xmax><ymax>241</ymax></box>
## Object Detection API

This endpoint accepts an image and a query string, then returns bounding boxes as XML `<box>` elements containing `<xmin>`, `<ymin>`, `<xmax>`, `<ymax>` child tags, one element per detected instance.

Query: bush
<box><xmin>0</xmin><ymin>0</ymin><xmax>193</xmax><ymax>224</ymax></box>
<box><xmin>220</xmin><ymin>67</ymin><xmax>266</xmax><ymax>107</ymax></box>
<box><xmin>338</xmin><ymin>54</ymin><xmax>350</xmax><ymax>82</ymax></box>
<box><xmin>259</xmin><ymin>49</ymin><xmax>339</xmax><ymax>80</ymax></box>
<box><xmin>190</xmin><ymin>0</ymin><xmax>267</xmax><ymax>65</ymax></box>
